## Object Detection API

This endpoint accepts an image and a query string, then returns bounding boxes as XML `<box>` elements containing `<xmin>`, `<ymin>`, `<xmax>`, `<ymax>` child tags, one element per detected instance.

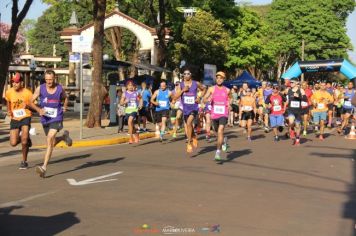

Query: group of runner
<box><xmin>5</xmin><ymin>67</ymin><xmax>356</xmax><ymax>170</ymax></box>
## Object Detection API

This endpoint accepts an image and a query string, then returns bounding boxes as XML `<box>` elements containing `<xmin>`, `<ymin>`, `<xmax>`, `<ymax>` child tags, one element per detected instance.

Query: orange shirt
<box><xmin>5</xmin><ymin>88</ymin><xmax>33</xmax><ymax>120</ymax></box>
<box><xmin>240</xmin><ymin>96</ymin><xmax>255</xmax><ymax>112</ymax></box>
<box><xmin>311</xmin><ymin>90</ymin><xmax>334</xmax><ymax>112</ymax></box>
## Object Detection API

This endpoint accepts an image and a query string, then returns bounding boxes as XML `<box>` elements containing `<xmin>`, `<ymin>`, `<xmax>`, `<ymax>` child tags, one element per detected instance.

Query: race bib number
<box><xmin>243</xmin><ymin>106</ymin><xmax>253</xmax><ymax>111</ymax></box>
<box><xmin>13</xmin><ymin>109</ymin><xmax>26</xmax><ymax>118</ymax></box>
<box><xmin>290</xmin><ymin>101</ymin><xmax>300</xmax><ymax>108</ymax></box>
<box><xmin>207</xmin><ymin>105</ymin><xmax>212</xmax><ymax>111</ymax></box>
<box><xmin>301</xmin><ymin>101</ymin><xmax>308</xmax><ymax>107</ymax></box>
<box><xmin>213</xmin><ymin>105</ymin><xmax>225</xmax><ymax>114</ymax></box>
<box><xmin>184</xmin><ymin>96</ymin><xmax>195</xmax><ymax>105</ymax></box>
<box><xmin>344</xmin><ymin>101</ymin><xmax>352</xmax><ymax>107</ymax></box>
<box><xmin>158</xmin><ymin>100</ymin><xmax>167</xmax><ymax>107</ymax></box>
<box><xmin>317</xmin><ymin>103</ymin><xmax>325</xmax><ymax>109</ymax></box>
<box><xmin>128</xmin><ymin>102</ymin><xmax>137</xmax><ymax>108</ymax></box>
<box><xmin>44</xmin><ymin>107</ymin><xmax>58</xmax><ymax>118</ymax></box>
<box><xmin>273</xmin><ymin>105</ymin><xmax>282</xmax><ymax>112</ymax></box>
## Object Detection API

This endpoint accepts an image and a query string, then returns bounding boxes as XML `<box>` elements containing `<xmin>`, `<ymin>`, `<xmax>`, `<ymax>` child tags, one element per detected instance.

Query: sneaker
<box><xmin>264</xmin><ymin>126</ymin><xmax>270</xmax><ymax>133</ymax></box>
<box><xmin>293</xmin><ymin>139</ymin><xmax>300</xmax><ymax>146</ymax></box>
<box><xmin>134</xmin><ymin>134</ymin><xmax>139</xmax><ymax>143</ymax></box>
<box><xmin>327</xmin><ymin>124</ymin><xmax>332</xmax><ymax>129</ymax></box>
<box><xmin>247</xmin><ymin>136</ymin><xmax>252</xmax><ymax>142</ymax></box>
<box><xmin>172</xmin><ymin>132</ymin><xmax>177</xmax><ymax>138</ymax></box>
<box><xmin>19</xmin><ymin>161</ymin><xmax>28</xmax><ymax>170</ymax></box>
<box><xmin>319</xmin><ymin>135</ymin><xmax>324</xmax><ymax>141</ymax></box>
<box><xmin>192</xmin><ymin>136</ymin><xmax>198</xmax><ymax>148</ymax></box>
<box><xmin>63</xmin><ymin>130</ymin><xmax>73</xmax><ymax>147</ymax></box>
<box><xmin>186</xmin><ymin>144</ymin><xmax>193</xmax><ymax>153</ymax></box>
<box><xmin>303</xmin><ymin>130</ymin><xmax>307</xmax><ymax>136</ymax></box>
<box><xmin>214</xmin><ymin>152</ymin><xmax>222</xmax><ymax>161</ymax></box>
<box><xmin>205</xmin><ymin>135</ymin><xmax>211</xmax><ymax>141</ymax></box>
<box><xmin>27</xmin><ymin>138</ymin><xmax>32</xmax><ymax>148</ymax></box>
<box><xmin>35</xmin><ymin>166</ymin><xmax>46</xmax><ymax>178</ymax></box>
<box><xmin>274</xmin><ymin>136</ymin><xmax>280</xmax><ymax>142</ymax></box>
<box><xmin>128</xmin><ymin>137</ymin><xmax>133</xmax><ymax>144</ymax></box>
<box><xmin>289</xmin><ymin>130</ymin><xmax>296</xmax><ymax>139</ymax></box>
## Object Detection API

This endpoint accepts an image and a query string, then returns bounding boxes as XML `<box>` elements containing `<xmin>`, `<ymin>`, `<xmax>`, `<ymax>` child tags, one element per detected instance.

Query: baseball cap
<box><xmin>12</xmin><ymin>73</ymin><xmax>22</xmax><ymax>83</ymax></box>
<box><xmin>216</xmin><ymin>71</ymin><xmax>226</xmax><ymax>78</ymax></box>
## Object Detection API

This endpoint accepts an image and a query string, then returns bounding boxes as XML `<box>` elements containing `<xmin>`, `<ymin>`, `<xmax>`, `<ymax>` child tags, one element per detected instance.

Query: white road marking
<box><xmin>67</xmin><ymin>171</ymin><xmax>123</xmax><ymax>186</ymax></box>
<box><xmin>0</xmin><ymin>191</ymin><xmax>57</xmax><ymax>208</ymax></box>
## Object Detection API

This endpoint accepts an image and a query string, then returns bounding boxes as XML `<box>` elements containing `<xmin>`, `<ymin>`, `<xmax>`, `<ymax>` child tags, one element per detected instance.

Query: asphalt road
<box><xmin>0</xmin><ymin>127</ymin><xmax>355</xmax><ymax>236</ymax></box>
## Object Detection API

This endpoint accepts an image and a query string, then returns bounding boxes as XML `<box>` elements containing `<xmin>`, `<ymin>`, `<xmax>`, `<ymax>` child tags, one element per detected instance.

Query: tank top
<box><xmin>125</xmin><ymin>91</ymin><xmax>139</xmax><ymax>114</ymax></box>
<box><xmin>181</xmin><ymin>80</ymin><xmax>198</xmax><ymax>115</ymax></box>
<box><xmin>211</xmin><ymin>85</ymin><xmax>229</xmax><ymax>119</ymax></box>
<box><xmin>287</xmin><ymin>88</ymin><xmax>302</xmax><ymax>112</ymax></box>
<box><xmin>343</xmin><ymin>89</ymin><xmax>355</xmax><ymax>109</ymax></box>
<box><xmin>156</xmin><ymin>89</ymin><xmax>170</xmax><ymax>111</ymax></box>
<box><xmin>40</xmin><ymin>84</ymin><xmax>64</xmax><ymax>125</ymax></box>
<box><xmin>241</xmin><ymin>96</ymin><xmax>255</xmax><ymax>112</ymax></box>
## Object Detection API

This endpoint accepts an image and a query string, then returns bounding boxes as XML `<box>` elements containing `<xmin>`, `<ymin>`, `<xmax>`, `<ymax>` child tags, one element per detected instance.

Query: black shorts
<box><xmin>171</xmin><ymin>108</ymin><xmax>182</xmax><ymax>118</ymax></box>
<box><xmin>212</xmin><ymin>117</ymin><xmax>228</xmax><ymax>131</ymax></box>
<box><xmin>42</xmin><ymin>121</ymin><xmax>63</xmax><ymax>136</ymax></box>
<box><xmin>139</xmin><ymin>107</ymin><xmax>149</xmax><ymax>117</ymax></box>
<box><xmin>301</xmin><ymin>107</ymin><xmax>309</xmax><ymax>115</ymax></box>
<box><xmin>10</xmin><ymin>117</ymin><xmax>31</xmax><ymax>130</ymax></box>
<box><xmin>241</xmin><ymin>111</ymin><xmax>255</xmax><ymax>121</ymax></box>
<box><xmin>327</xmin><ymin>104</ymin><xmax>333</xmax><ymax>111</ymax></box>
<box><xmin>342</xmin><ymin>107</ymin><xmax>354</xmax><ymax>115</ymax></box>
<box><xmin>287</xmin><ymin>111</ymin><xmax>302</xmax><ymax>123</ymax></box>
<box><xmin>125</xmin><ymin>112</ymin><xmax>138</xmax><ymax>121</ymax></box>
<box><xmin>232</xmin><ymin>104</ymin><xmax>239</xmax><ymax>113</ymax></box>
<box><xmin>184</xmin><ymin>110</ymin><xmax>198</xmax><ymax>123</ymax></box>
<box><xmin>155</xmin><ymin>109</ymin><xmax>170</xmax><ymax>123</ymax></box>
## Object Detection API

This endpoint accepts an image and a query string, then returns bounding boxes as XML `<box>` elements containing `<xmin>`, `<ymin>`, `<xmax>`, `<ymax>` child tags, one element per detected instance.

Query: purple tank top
<box><xmin>181</xmin><ymin>80</ymin><xmax>198</xmax><ymax>115</ymax></box>
<box><xmin>40</xmin><ymin>84</ymin><xmax>64</xmax><ymax>124</ymax></box>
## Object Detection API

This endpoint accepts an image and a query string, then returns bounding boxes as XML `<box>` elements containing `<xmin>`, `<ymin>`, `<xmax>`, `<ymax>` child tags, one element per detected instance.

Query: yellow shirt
<box><xmin>311</xmin><ymin>90</ymin><xmax>334</xmax><ymax>112</ymax></box>
<box><xmin>5</xmin><ymin>88</ymin><xmax>33</xmax><ymax>120</ymax></box>
<box><xmin>256</xmin><ymin>88</ymin><xmax>264</xmax><ymax>105</ymax></box>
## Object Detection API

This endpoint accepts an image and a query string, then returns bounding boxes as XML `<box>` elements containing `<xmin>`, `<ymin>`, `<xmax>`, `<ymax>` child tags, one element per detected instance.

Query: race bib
<box><xmin>301</xmin><ymin>101</ymin><xmax>308</xmax><ymax>107</ymax></box>
<box><xmin>174</xmin><ymin>101</ymin><xmax>181</xmax><ymax>109</ymax></box>
<box><xmin>128</xmin><ymin>102</ymin><xmax>137</xmax><ymax>108</ymax></box>
<box><xmin>317</xmin><ymin>103</ymin><xmax>325</xmax><ymax>109</ymax></box>
<box><xmin>44</xmin><ymin>107</ymin><xmax>58</xmax><ymax>118</ymax></box>
<box><xmin>207</xmin><ymin>105</ymin><xmax>212</xmax><ymax>111</ymax></box>
<box><xmin>243</xmin><ymin>106</ymin><xmax>253</xmax><ymax>111</ymax></box>
<box><xmin>158</xmin><ymin>100</ymin><xmax>167</xmax><ymax>107</ymax></box>
<box><xmin>344</xmin><ymin>101</ymin><xmax>352</xmax><ymax>107</ymax></box>
<box><xmin>13</xmin><ymin>109</ymin><xmax>26</xmax><ymax>118</ymax></box>
<box><xmin>213</xmin><ymin>105</ymin><xmax>225</xmax><ymax>114</ymax></box>
<box><xmin>273</xmin><ymin>105</ymin><xmax>282</xmax><ymax>112</ymax></box>
<box><xmin>290</xmin><ymin>101</ymin><xmax>300</xmax><ymax>108</ymax></box>
<box><xmin>184</xmin><ymin>96</ymin><xmax>195</xmax><ymax>105</ymax></box>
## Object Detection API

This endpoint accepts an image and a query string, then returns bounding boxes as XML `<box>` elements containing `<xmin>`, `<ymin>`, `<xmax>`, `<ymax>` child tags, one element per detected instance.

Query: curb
<box><xmin>33</xmin><ymin>132</ymin><xmax>157</xmax><ymax>149</ymax></box>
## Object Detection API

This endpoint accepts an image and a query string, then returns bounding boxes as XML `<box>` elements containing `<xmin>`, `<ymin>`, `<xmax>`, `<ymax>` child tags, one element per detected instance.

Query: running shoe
<box><xmin>128</xmin><ymin>137</ymin><xmax>133</xmax><ymax>144</ymax></box>
<box><xmin>303</xmin><ymin>130</ymin><xmax>307</xmax><ymax>136</ymax></box>
<box><xmin>172</xmin><ymin>132</ymin><xmax>177</xmax><ymax>138</ymax></box>
<box><xmin>293</xmin><ymin>139</ymin><xmax>300</xmax><ymax>146</ymax></box>
<box><xmin>192</xmin><ymin>136</ymin><xmax>198</xmax><ymax>148</ymax></box>
<box><xmin>274</xmin><ymin>136</ymin><xmax>280</xmax><ymax>142</ymax></box>
<box><xmin>289</xmin><ymin>130</ymin><xmax>296</xmax><ymax>139</ymax></box>
<box><xmin>205</xmin><ymin>135</ymin><xmax>211</xmax><ymax>142</ymax></box>
<box><xmin>35</xmin><ymin>166</ymin><xmax>46</xmax><ymax>178</ymax></box>
<box><xmin>247</xmin><ymin>136</ymin><xmax>252</xmax><ymax>142</ymax></box>
<box><xmin>63</xmin><ymin>130</ymin><xmax>73</xmax><ymax>147</ymax></box>
<box><xmin>19</xmin><ymin>161</ymin><xmax>28</xmax><ymax>170</ymax></box>
<box><xmin>186</xmin><ymin>144</ymin><xmax>193</xmax><ymax>153</ymax></box>
<box><xmin>264</xmin><ymin>126</ymin><xmax>270</xmax><ymax>133</ymax></box>
<box><xmin>327</xmin><ymin>124</ymin><xmax>332</xmax><ymax>129</ymax></box>
<box><xmin>214</xmin><ymin>151</ymin><xmax>222</xmax><ymax>161</ymax></box>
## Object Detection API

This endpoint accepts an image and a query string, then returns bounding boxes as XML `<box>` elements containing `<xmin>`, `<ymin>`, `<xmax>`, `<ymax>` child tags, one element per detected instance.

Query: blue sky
<box><xmin>1</xmin><ymin>0</ymin><xmax>355</xmax><ymax>62</ymax></box>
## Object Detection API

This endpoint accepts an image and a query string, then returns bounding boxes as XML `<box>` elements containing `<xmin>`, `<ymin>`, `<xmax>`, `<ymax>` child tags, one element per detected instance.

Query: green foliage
<box><xmin>174</xmin><ymin>11</ymin><xmax>229</xmax><ymax>69</ymax></box>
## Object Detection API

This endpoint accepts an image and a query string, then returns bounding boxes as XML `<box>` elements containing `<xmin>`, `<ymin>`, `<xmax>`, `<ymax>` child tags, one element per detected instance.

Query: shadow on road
<box><xmin>46</xmin><ymin>157</ymin><xmax>125</xmax><ymax>178</ymax></box>
<box><xmin>0</xmin><ymin>148</ymin><xmax>42</xmax><ymax>158</ymax></box>
<box><xmin>0</xmin><ymin>206</ymin><xmax>80</xmax><ymax>236</ymax></box>
<box><xmin>48</xmin><ymin>153</ymin><xmax>92</xmax><ymax>165</ymax></box>
<box><xmin>222</xmin><ymin>149</ymin><xmax>253</xmax><ymax>163</ymax></box>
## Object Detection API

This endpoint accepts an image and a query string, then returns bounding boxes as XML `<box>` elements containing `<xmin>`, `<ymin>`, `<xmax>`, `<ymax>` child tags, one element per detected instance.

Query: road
<box><xmin>0</xmin><ymin>127</ymin><xmax>355</xmax><ymax>236</ymax></box>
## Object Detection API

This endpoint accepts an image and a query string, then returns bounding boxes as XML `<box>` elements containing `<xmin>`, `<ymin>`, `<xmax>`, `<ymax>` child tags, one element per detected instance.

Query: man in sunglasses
<box><xmin>5</xmin><ymin>73</ymin><xmax>43</xmax><ymax>169</ymax></box>
<box><xmin>175</xmin><ymin>67</ymin><xmax>206</xmax><ymax>153</ymax></box>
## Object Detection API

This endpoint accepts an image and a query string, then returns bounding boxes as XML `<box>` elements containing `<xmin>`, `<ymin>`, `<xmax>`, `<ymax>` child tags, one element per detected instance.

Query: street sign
<box><xmin>72</xmin><ymin>35</ymin><xmax>93</xmax><ymax>53</ymax></box>
<box><xmin>69</xmin><ymin>53</ymin><xmax>80</xmax><ymax>63</ymax></box>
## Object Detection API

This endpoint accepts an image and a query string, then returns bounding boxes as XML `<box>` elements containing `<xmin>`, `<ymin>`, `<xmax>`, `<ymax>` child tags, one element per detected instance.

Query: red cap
<box><xmin>12</xmin><ymin>73</ymin><xmax>21</xmax><ymax>83</ymax></box>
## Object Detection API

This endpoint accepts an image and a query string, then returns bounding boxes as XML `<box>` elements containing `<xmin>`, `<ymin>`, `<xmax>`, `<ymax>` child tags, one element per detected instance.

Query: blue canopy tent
<box><xmin>223</xmin><ymin>70</ymin><xmax>262</xmax><ymax>88</ymax></box>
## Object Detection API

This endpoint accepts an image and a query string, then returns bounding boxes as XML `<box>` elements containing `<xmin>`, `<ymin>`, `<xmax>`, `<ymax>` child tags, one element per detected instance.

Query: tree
<box><xmin>86</xmin><ymin>0</ymin><xmax>107</xmax><ymax>128</ymax></box>
<box><xmin>0</xmin><ymin>0</ymin><xmax>33</xmax><ymax>104</ymax></box>
<box><xmin>174</xmin><ymin>11</ymin><xmax>229</xmax><ymax>73</ymax></box>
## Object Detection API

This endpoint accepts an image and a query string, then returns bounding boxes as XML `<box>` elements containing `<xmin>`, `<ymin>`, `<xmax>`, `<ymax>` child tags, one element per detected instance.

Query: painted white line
<box><xmin>0</xmin><ymin>191</ymin><xmax>57</xmax><ymax>208</ymax></box>
<box><xmin>67</xmin><ymin>171</ymin><xmax>123</xmax><ymax>186</ymax></box>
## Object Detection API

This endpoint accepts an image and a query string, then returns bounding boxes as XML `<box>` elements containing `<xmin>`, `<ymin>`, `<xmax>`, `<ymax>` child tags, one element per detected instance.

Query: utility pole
<box><xmin>301</xmin><ymin>38</ymin><xmax>305</xmax><ymax>82</ymax></box>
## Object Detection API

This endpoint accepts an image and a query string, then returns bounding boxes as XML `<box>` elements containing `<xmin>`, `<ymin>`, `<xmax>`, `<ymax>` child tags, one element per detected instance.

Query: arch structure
<box><xmin>282</xmin><ymin>59</ymin><xmax>356</xmax><ymax>83</ymax></box>
<box><xmin>78</xmin><ymin>10</ymin><xmax>171</xmax><ymax>65</ymax></box>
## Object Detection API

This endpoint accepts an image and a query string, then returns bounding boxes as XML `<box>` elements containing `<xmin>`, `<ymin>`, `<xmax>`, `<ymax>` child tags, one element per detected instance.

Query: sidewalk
<box><xmin>0</xmin><ymin>111</ymin><xmax>158</xmax><ymax>150</ymax></box>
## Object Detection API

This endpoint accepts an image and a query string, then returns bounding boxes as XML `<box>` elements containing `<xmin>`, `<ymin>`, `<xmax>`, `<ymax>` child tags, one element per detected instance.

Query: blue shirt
<box><xmin>141</xmin><ymin>89</ymin><xmax>151</xmax><ymax>108</ymax></box>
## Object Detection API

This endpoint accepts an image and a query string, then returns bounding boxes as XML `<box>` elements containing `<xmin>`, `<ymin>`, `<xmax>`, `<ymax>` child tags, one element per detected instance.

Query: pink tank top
<box><xmin>211</xmin><ymin>85</ymin><xmax>229</xmax><ymax>119</ymax></box>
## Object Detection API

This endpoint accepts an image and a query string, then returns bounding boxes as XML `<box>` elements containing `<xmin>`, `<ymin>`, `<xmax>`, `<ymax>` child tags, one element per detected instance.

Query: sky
<box><xmin>0</xmin><ymin>0</ymin><xmax>355</xmax><ymax>62</ymax></box>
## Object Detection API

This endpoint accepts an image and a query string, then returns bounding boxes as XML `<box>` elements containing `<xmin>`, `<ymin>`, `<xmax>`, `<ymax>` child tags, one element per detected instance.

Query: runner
<box><xmin>285</xmin><ymin>78</ymin><xmax>306</xmax><ymax>146</ymax></box>
<box><xmin>138</xmin><ymin>81</ymin><xmax>151</xmax><ymax>132</ymax></box>
<box><xmin>265</xmin><ymin>84</ymin><xmax>287</xmax><ymax>141</ymax></box>
<box><xmin>310</xmin><ymin>82</ymin><xmax>334</xmax><ymax>140</ymax></box>
<box><xmin>150</xmin><ymin>80</ymin><xmax>172</xmax><ymax>142</ymax></box>
<box><xmin>301</xmin><ymin>81</ymin><xmax>313</xmax><ymax>136</ymax></box>
<box><xmin>203</xmin><ymin>72</ymin><xmax>230</xmax><ymax>161</ymax></box>
<box><xmin>203</xmin><ymin>94</ymin><xmax>212</xmax><ymax>141</ymax></box>
<box><xmin>120</xmin><ymin>80</ymin><xmax>142</xmax><ymax>144</ymax></box>
<box><xmin>5</xmin><ymin>73</ymin><xmax>43</xmax><ymax>169</ymax></box>
<box><xmin>174</xmin><ymin>67</ymin><xmax>206</xmax><ymax>153</ymax></box>
<box><xmin>239</xmin><ymin>88</ymin><xmax>257</xmax><ymax>141</ymax></box>
<box><xmin>326</xmin><ymin>82</ymin><xmax>334</xmax><ymax>128</ymax></box>
<box><xmin>338</xmin><ymin>81</ymin><xmax>355</xmax><ymax>134</ymax></box>
<box><xmin>31</xmin><ymin>70</ymin><xmax>72</xmax><ymax>178</ymax></box>
<box><xmin>230</xmin><ymin>85</ymin><xmax>239</xmax><ymax>126</ymax></box>
<box><xmin>262</xmin><ymin>82</ymin><xmax>273</xmax><ymax>132</ymax></box>
<box><xmin>170</xmin><ymin>82</ymin><xmax>184</xmax><ymax>138</ymax></box>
